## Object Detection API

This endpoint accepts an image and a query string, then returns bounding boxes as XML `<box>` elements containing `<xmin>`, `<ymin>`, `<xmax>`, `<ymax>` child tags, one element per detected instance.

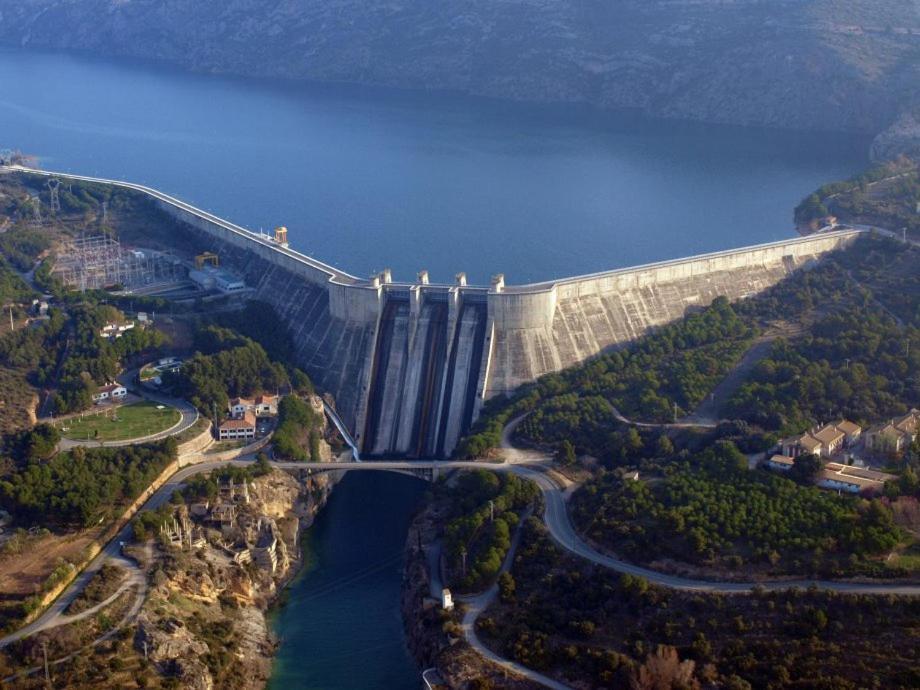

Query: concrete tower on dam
<box><xmin>9</xmin><ymin>168</ymin><xmax>867</xmax><ymax>458</ymax></box>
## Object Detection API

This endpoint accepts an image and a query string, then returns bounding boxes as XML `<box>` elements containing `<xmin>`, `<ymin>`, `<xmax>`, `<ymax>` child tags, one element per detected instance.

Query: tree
<box><xmin>557</xmin><ymin>439</ymin><xmax>577</xmax><ymax>466</ymax></box>
<box><xmin>291</xmin><ymin>369</ymin><xmax>314</xmax><ymax>395</ymax></box>
<box><xmin>655</xmin><ymin>435</ymin><xmax>674</xmax><ymax>457</ymax></box>
<box><xmin>630</xmin><ymin>645</ymin><xmax>698</xmax><ymax>690</ymax></box>
<box><xmin>790</xmin><ymin>454</ymin><xmax>822</xmax><ymax>485</ymax></box>
<box><xmin>498</xmin><ymin>572</ymin><xmax>516</xmax><ymax>602</ymax></box>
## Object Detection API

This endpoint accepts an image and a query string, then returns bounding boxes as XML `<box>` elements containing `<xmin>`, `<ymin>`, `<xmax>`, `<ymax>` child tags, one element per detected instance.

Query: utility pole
<box><xmin>8</xmin><ymin>306</ymin><xmax>13</xmax><ymax>332</ymax></box>
<box><xmin>844</xmin><ymin>358</ymin><xmax>850</xmax><ymax>370</ymax></box>
<box><xmin>489</xmin><ymin>500</ymin><xmax>494</xmax><ymax>523</ymax></box>
<box><xmin>673</xmin><ymin>402</ymin><xmax>678</xmax><ymax>423</ymax></box>
<box><xmin>461</xmin><ymin>547</ymin><xmax>467</xmax><ymax>576</ymax></box>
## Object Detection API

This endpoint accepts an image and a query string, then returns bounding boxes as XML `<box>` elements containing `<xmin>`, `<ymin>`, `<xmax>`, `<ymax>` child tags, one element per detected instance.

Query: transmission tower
<box><xmin>30</xmin><ymin>195</ymin><xmax>42</xmax><ymax>226</ymax></box>
<box><xmin>46</xmin><ymin>178</ymin><xmax>61</xmax><ymax>214</ymax></box>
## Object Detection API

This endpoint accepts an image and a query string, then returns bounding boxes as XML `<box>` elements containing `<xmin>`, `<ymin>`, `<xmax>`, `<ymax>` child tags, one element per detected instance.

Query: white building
<box><xmin>99</xmin><ymin>321</ymin><xmax>135</xmax><ymax>339</ymax></box>
<box><xmin>766</xmin><ymin>454</ymin><xmax>795</xmax><ymax>472</ymax></box>
<box><xmin>441</xmin><ymin>588</ymin><xmax>454</xmax><ymax>611</ymax></box>
<box><xmin>217</xmin><ymin>412</ymin><xmax>256</xmax><ymax>440</ymax></box>
<box><xmin>817</xmin><ymin>463</ymin><xmax>896</xmax><ymax>494</ymax></box>
<box><xmin>92</xmin><ymin>383</ymin><xmax>127</xmax><ymax>403</ymax></box>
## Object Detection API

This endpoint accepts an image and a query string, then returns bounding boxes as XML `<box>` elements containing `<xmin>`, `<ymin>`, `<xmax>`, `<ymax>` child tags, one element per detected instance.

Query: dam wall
<box><xmin>481</xmin><ymin>231</ymin><xmax>862</xmax><ymax>399</ymax></box>
<box><xmin>7</xmin><ymin>167</ymin><xmax>864</xmax><ymax>456</ymax></box>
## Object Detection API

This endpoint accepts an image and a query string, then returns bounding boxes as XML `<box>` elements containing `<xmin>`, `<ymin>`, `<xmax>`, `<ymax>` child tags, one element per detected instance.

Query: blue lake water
<box><xmin>0</xmin><ymin>48</ymin><xmax>869</xmax><ymax>284</ymax></box>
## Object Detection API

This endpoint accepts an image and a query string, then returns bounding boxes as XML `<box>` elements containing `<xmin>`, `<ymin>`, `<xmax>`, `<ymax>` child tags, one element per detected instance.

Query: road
<box><xmin>458</xmin><ymin>507</ymin><xmax>569</xmax><ymax>690</ymax></box>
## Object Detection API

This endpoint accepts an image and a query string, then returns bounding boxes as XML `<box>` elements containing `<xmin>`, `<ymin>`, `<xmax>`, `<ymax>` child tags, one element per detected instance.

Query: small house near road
<box><xmin>229</xmin><ymin>397</ymin><xmax>254</xmax><ymax>419</ymax></box>
<box><xmin>254</xmin><ymin>394</ymin><xmax>279</xmax><ymax>416</ymax></box>
<box><xmin>92</xmin><ymin>383</ymin><xmax>127</xmax><ymax>403</ymax></box>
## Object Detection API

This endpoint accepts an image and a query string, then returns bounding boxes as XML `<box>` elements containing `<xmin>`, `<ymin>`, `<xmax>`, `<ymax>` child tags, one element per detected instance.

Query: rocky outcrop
<box><xmin>135</xmin><ymin>467</ymin><xmax>335</xmax><ymax>689</ymax></box>
<box><xmin>135</xmin><ymin>616</ymin><xmax>214</xmax><ymax>690</ymax></box>
<box><xmin>0</xmin><ymin>1</ymin><xmax>917</xmax><ymax>141</ymax></box>
<box><xmin>872</xmin><ymin>107</ymin><xmax>920</xmax><ymax>162</ymax></box>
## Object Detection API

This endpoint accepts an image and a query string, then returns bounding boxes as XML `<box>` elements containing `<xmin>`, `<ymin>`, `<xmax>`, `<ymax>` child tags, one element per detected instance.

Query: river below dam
<box><xmin>0</xmin><ymin>48</ymin><xmax>871</xmax><ymax>284</ymax></box>
<box><xmin>268</xmin><ymin>472</ymin><xmax>426</xmax><ymax>690</ymax></box>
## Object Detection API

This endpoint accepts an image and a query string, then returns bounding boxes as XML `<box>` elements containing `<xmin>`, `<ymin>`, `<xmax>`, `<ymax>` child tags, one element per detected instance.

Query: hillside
<box><xmin>0</xmin><ymin>1</ymin><xmax>917</xmax><ymax>149</ymax></box>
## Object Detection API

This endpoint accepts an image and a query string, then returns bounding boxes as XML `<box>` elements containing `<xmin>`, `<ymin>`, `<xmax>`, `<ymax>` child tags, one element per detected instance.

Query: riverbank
<box><xmin>134</xmin><ymin>466</ymin><xmax>337</xmax><ymax>689</ymax></box>
<box><xmin>401</xmin><ymin>472</ymin><xmax>539</xmax><ymax>689</ymax></box>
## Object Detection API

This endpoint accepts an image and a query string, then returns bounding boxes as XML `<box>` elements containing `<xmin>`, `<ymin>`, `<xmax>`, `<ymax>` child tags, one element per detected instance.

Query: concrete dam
<box><xmin>11</xmin><ymin>167</ymin><xmax>864</xmax><ymax>457</ymax></box>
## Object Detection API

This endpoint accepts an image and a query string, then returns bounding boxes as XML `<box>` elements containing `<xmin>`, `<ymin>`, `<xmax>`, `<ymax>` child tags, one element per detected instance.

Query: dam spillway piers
<box><xmin>4</xmin><ymin>166</ymin><xmax>864</xmax><ymax>457</ymax></box>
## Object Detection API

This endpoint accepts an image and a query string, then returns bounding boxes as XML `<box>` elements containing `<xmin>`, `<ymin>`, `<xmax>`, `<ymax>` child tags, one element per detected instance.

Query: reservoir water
<box><xmin>0</xmin><ymin>49</ymin><xmax>870</xmax><ymax>284</ymax></box>
<box><xmin>268</xmin><ymin>472</ymin><xmax>426</xmax><ymax>690</ymax></box>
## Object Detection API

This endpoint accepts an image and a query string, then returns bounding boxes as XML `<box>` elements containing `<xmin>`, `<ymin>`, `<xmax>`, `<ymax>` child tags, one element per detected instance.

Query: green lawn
<box><xmin>62</xmin><ymin>401</ymin><xmax>181</xmax><ymax>442</ymax></box>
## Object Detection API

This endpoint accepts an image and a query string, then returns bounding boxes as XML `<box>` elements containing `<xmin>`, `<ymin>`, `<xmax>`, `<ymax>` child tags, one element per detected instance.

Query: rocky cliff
<box><xmin>134</xmin><ymin>467</ymin><xmax>334</xmax><ymax>690</ymax></box>
<box><xmin>0</xmin><ymin>1</ymin><xmax>917</xmax><ymax>144</ymax></box>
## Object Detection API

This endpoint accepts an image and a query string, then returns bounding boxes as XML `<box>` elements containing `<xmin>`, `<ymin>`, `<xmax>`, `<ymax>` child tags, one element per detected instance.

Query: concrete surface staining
<box><xmin>7</xmin><ymin>167</ymin><xmax>863</xmax><ymax>457</ymax></box>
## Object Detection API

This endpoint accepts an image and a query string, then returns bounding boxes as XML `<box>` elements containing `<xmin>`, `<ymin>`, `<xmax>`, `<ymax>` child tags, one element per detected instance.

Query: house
<box><xmin>92</xmin><ymin>383</ymin><xmax>127</xmax><ymax>403</ymax></box>
<box><xmin>98</xmin><ymin>321</ymin><xmax>135</xmax><ymax>339</ymax></box>
<box><xmin>834</xmin><ymin>420</ymin><xmax>862</xmax><ymax>446</ymax></box>
<box><xmin>31</xmin><ymin>299</ymin><xmax>49</xmax><ymax>316</ymax></box>
<box><xmin>781</xmin><ymin>420</ymin><xmax>858</xmax><ymax>458</ymax></box>
<box><xmin>817</xmin><ymin>463</ymin><xmax>897</xmax><ymax>494</ymax></box>
<box><xmin>812</xmin><ymin>425</ymin><xmax>846</xmax><ymax>457</ymax></box>
<box><xmin>217</xmin><ymin>411</ymin><xmax>256</xmax><ymax>440</ymax></box>
<box><xmin>766</xmin><ymin>454</ymin><xmax>796</xmax><ymax>472</ymax></box>
<box><xmin>866</xmin><ymin>410</ymin><xmax>920</xmax><ymax>456</ymax></box>
<box><xmin>441</xmin><ymin>588</ymin><xmax>454</xmax><ymax>611</ymax></box>
<box><xmin>229</xmin><ymin>394</ymin><xmax>279</xmax><ymax>418</ymax></box>
<box><xmin>781</xmin><ymin>432</ymin><xmax>824</xmax><ymax>458</ymax></box>
<box><xmin>228</xmin><ymin>397</ymin><xmax>255</xmax><ymax>419</ymax></box>
<box><xmin>254</xmin><ymin>394</ymin><xmax>279</xmax><ymax>417</ymax></box>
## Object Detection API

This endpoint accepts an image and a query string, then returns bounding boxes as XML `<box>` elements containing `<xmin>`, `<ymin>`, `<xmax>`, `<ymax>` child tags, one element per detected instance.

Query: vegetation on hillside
<box><xmin>164</xmin><ymin>324</ymin><xmax>288</xmax><ymax>421</ymax></box>
<box><xmin>475</xmin><ymin>519</ymin><xmax>920</xmax><ymax>690</ymax></box>
<box><xmin>795</xmin><ymin>157</ymin><xmax>920</xmax><ymax>239</ymax></box>
<box><xmin>457</xmin><ymin>296</ymin><xmax>756</xmax><ymax>459</ymax></box>
<box><xmin>571</xmin><ymin>442</ymin><xmax>904</xmax><ymax>578</ymax></box>
<box><xmin>725</xmin><ymin>307</ymin><xmax>918</xmax><ymax>434</ymax></box>
<box><xmin>272</xmin><ymin>395</ymin><xmax>323</xmax><ymax>462</ymax></box>
<box><xmin>441</xmin><ymin>470</ymin><xmax>538</xmax><ymax>592</ymax></box>
<box><xmin>0</xmin><ymin>438</ymin><xmax>176</xmax><ymax>528</ymax></box>
<box><xmin>0</xmin><ymin>302</ymin><xmax>164</xmax><ymax>415</ymax></box>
